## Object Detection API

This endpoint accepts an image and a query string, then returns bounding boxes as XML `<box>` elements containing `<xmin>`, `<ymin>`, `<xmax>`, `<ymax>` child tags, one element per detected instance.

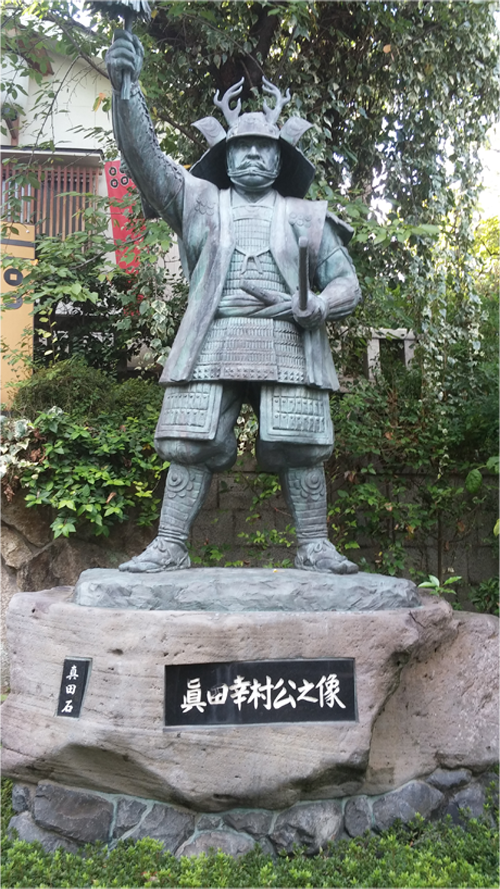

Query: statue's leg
<box><xmin>119</xmin><ymin>463</ymin><xmax>212</xmax><ymax>572</ymax></box>
<box><xmin>119</xmin><ymin>385</ymin><xmax>242</xmax><ymax>573</ymax></box>
<box><xmin>257</xmin><ymin>436</ymin><xmax>358</xmax><ymax>575</ymax></box>
<box><xmin>280</xmin><ymin>464</ymin><xmax>358</xmax><ymax>575</ymax></box>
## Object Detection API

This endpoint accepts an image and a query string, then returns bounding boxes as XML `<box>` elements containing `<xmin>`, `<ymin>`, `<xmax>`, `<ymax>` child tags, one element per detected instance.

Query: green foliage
<box><xmin>418</xmin><ymin>574</ymin><xmax>461</xmax><ymax>597</ymax></box>
<box><xmin>325</xmin><ymin>367</ymin><xmax>498</xmax><ymax>586</ymax></box>
<box><xmin>1</xmin><ymin>368</ymin><xmax>169</xmax><ymax>536</ymax></box>
<box><xmin>473</xmin><ymin>216</ymin><xmax>499</xmax><ymax>310</ymax></box>
<box><xmin>1</xmin><ymin>191</ymin><xmax>187</xmax><ymax>375</ymax></box>
<box><xmin>8</xmin><ymin>358</ymin><xmax>164</xmax><ymax>421</ymax></box>
<box><xmin>8</xmin><ymin>358</ymin><xmax>118</xmax><ymax>420</ymax></box>
<box><xmin>465</xmin><ymin>457</ymin><xmax>499</xmax><ymax>495</ymax></box>
<box><xmin>2</xmin><ymin>779</ymin><xmax>14</xmax><ymax>828</ymax></box>
<box><xmin>28</xmin><ymin>410</ymin><xmax>164</xmax><ymax>537</ymax></box>
<box><xmin>106</xmin><ymin>376</ymin><xmax>165</xmax><ymax>422</ymax></box>
<box><xmin>0</xmin><ymin>416</ymin><xmax>34</xmax><ymax>481</ymax></box>
<box><xmin>466</xmin><ymin>469</ymin><xmax>484</xmax><ymax>496</ymax></box>
<box><xmin>468</xmin><ymin>577</ymin><xmax>500</xmax><ymax>617</ymax></box>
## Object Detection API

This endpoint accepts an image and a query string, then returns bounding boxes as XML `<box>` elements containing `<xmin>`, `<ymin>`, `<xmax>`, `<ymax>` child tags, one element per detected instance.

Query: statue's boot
<box><xmin>280</xmin><ymin>466</ymin><xmax>358</xmax><ymax>575</ymax></box>
<box><xmin>119</xmin><ymin>463</ymin><xmax>212</xmax><ymax>572</ymax></box>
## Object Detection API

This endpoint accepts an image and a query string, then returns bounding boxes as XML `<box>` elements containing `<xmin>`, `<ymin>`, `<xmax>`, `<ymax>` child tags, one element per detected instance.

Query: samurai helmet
<box><xmin>190</xmin><ymin>77</ymin><xmax>315</xmax><ymax>199</ymax></box>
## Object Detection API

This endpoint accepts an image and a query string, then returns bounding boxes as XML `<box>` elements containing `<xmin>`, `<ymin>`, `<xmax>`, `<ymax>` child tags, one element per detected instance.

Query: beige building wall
<box><xmin>2</xmin><ymin>50</ymin><xmax>111</xmax><ymax>151</ymax></box>
<box><xmin>0</xmin><ymin>224</ymin><xmax>36</xmax><ymax>404</ymax></box>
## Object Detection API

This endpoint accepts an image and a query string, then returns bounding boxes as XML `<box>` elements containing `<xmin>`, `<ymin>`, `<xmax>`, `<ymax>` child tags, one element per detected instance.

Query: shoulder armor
<box><xmin>326</xmin><ymin>211</ymin><xmax>354</xmax><ymax>246</ymax></box>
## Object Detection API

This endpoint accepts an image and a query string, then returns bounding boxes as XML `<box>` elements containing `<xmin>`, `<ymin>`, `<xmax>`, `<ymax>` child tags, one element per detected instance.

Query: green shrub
<box><xmin>8</xmin><ymin>359</ymin><xmax>116</xmax><ymax>421</ymax></box>
<box><xmin>9</xmin><ymin>359</ymin><xmax>164</xmax><ymax>424</ymax></box>
<box><xmin>1</xmin><ymin>407</ymin><xmax>168</xmax><ymax>538</ymax></box>
<box><xmin>469</xmin><ymin>577</ymin><xmax>500</xmax><ymax>617</ymax></box>
<box><xmin>106</xmin><ymin>376</ymin><xmax>164</xmax><ymax>423</ymax></box>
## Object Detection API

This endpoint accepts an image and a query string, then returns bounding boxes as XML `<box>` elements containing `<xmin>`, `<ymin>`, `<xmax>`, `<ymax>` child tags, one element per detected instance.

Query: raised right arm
<box><xmin>106</xmin><ymin>31</ymin><xmax>185</xmax><ymax>234</ymax></box>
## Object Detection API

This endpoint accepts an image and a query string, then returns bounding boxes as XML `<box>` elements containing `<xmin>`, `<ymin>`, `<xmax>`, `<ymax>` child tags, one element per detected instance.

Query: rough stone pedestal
<box><xmin>3</xmin><ymin>568</ymin><xmax>499</xmax><ymax>855</ymax></box>
<box><xmin>4</xmin><ymin>566</ymin><xmax>498</xmax><ymax>812</ymax></box>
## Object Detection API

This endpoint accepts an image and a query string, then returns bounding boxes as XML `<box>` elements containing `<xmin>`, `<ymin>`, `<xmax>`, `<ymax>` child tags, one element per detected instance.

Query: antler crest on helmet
<box><xmin>262</xmin><ymin>77</ymin><xmax>291</xmax><ymax>125</ymax></box>
<box><xmin>213</xmin><ymin>77</ymin><xmax>244</xmax><ymax>126</ymax></box>
<box><xmin>190</xmin><ymin>73</ymin><xmax>315</xmax><ymax>198</ymax></box>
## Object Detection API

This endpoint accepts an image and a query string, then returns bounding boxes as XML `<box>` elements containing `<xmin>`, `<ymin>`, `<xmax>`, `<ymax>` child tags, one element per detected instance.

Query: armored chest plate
<box><xmin>192</xmin><ymin>317</ymin><xmax>306</xmax><ymax>383</ymax></box>
<box><xmin>218</xmin><ymin>204</ymin><xmax>287</xmax><ymax>309</ymax></box>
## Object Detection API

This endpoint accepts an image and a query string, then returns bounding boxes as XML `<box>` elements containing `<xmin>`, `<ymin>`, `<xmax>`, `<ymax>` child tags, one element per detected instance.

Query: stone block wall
<box><xmin>8</xmin><ymin>770</ymin><xmax>499</xmax><ymax>857</ymax></box>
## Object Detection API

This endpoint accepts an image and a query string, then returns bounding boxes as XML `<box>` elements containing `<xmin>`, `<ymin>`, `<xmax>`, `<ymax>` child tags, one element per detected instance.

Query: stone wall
<box><xmin>8</xmin><ymin>770</ymin><xmax>499</xmax><ymax>857</ymax></box>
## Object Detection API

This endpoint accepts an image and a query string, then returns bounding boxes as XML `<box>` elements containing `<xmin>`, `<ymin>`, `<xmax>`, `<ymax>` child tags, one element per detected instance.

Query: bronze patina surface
<box><xmin>106</xmin><ymin>32</ymin><xmax>362</xmax><ymax>574</ymax></box>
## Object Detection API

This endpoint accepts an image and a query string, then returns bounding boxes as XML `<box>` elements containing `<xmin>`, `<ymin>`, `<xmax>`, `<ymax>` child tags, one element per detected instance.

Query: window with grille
<box><xmin>1</xmin><ymin>161</ymin><xmax>100</xmax><ymax>238</ymax></box>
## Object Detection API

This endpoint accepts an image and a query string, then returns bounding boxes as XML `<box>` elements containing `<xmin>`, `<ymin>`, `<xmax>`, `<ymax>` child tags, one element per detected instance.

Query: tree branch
<box><xmin>154</xmin><ymin>111</ymin><xmax>203</xmax><ymax>148</ymax></box>
<box><xmin>46</xmin><ymin>12</ymin><xmax>109</xmax><ymax>79</ymax></box>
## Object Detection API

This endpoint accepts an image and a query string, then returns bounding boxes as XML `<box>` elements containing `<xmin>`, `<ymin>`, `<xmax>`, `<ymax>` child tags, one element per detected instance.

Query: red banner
<box><xmin>104</xmin><ymin>159</ymin><xmax>142</xmax><ymax>270</ymax></box>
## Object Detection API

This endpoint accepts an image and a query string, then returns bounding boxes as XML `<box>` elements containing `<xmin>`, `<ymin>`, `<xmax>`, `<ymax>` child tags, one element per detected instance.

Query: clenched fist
<box><xmin>106</xmin><ymin>29</ymin><xmax>144</xmax><ymax>92</ymax></box>
<box><xmin>291</xmin><ymin>291</ymin><xmax>327</xmax><ymax>330</ymax></box>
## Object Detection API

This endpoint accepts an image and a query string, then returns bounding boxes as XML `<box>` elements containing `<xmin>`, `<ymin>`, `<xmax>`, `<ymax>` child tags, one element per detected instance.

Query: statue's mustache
<box><xmin>236</xmin><ymin>160</ymin><xmax>268</xmax><ymax>170</ymax></box>
<box><xmin>228</xmin><ymin>161</ymin><xmax>278</xmax><ymax>179</ymax></box>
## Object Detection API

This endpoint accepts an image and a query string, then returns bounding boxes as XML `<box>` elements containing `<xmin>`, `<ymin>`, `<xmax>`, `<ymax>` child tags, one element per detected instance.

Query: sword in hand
<box><xmin>298</xmin><ymin>236</ymin><xmax>309</xmax><ymax>311</ymax></box>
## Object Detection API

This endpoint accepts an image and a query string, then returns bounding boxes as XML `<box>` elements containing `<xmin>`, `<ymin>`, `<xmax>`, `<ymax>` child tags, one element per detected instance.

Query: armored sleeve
<box><xmin>111</xmin><ymin>84</ymin><xmax>187</xmax><ymax>236</ymax></box>
<box><xmin>314</xmin><ymin>213</ymin><xmax>362</xmax><ymax>321</ymax></box>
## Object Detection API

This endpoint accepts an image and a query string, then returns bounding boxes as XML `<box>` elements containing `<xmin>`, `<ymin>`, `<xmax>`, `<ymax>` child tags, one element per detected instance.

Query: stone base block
<box><xmin>73</xmin><ymin>567</ymin><xmax>421</xmax><ymax>612</ymax></box>
<box><xmin>8</xmin><ymin>771</ymin><xmax>498</xmax><ymax>856</ymax></box>
<box><xmin>2</xmin><ymin>580</ymin><xmax>498</xmax><ymax>812</ymax></box>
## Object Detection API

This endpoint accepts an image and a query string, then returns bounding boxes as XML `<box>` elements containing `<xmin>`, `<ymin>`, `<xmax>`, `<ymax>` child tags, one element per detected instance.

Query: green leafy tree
<box><xmin>3</xmin><ymin>1</ymin><xmax>498</xmax><ymax>259</ymax></box>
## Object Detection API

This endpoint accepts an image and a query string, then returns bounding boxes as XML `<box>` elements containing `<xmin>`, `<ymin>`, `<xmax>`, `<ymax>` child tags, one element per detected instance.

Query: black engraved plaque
<box><xmin>57</xmin><ymin>657</ymin><xmax>92</xmax><ymax>718</ymax></box>
<box><xmin>165</xmin><ymin>658</ymin><xmax>356</xmax><ymax>727</ymax></box>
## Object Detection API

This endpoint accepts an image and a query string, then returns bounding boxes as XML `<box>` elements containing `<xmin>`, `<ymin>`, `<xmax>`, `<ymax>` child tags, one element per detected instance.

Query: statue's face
<box><xmin>226</xmin><ymin>137</ymin><xmax>281</xmax><ymax>191</ymax></box>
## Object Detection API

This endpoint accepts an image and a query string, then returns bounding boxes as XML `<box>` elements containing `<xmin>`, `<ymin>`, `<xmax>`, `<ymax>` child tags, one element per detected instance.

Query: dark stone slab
<box><xmin>270</xmin><ymin>800</ymin><xmax>343</xmax><ymax>854</ymax></box>
<box><xmin>177</xmin><ymin>830</ymin><xmax>255</xmax><ymax>858</ymax></box>
<box><xmin>74</xmin><ymin>567</ymin><xmax>421</xmax><ymax>612</ymax></box>
<box><xmin>223</xmin><ymin>808</ymin><xmax>274</xmax><ymax>839</ymax></box>
<box><xmin>57</xmin><ymin>657</ymin><xmax>91</xmax><ymax>718</ymax></box>
<box><xmin>165</xmin><ymin>657</ymin><xmax>356</xmax><ymax>727</ymax></box>
<box><xmin>344</xmin><ymin>796</ymin><xmax>372</xmax><ymax>837</ymax></box>
<box><xmin>12</xmin><ymin>783</ymin><xmax>34</xmax><ymax>813</ymax></box>
<box><xmin>113</xmin><ymin>797</ymin><xmax>148</xmax><ymax>838</ymax></box>
<box><xmin>372</xmin><ymin>780</ymin><xmax>443</xmax><ymax>832</ymax></box>
<box><xmin>427</xmin><ymin>768</ymin><xmax>472</xmax><ymax>791</ymax></box>
<box><xmin>127</xmin><ymin>802</ymin><xmax>194</xmax><ymax>852</ymax></box>
<box><xmin>8</xmin><ymin>811</ymin><xmax>80</xmax><ymax>853</ymax></box>
<box><xmin>196</xmin><ymin>813</ymin><xmax>223</xmax><ymax>831</ymax></box>
<box><xmin>33</xmin><ymin>783</ymin><xmax>113</xmax><ymax>844</ymax></box>
<box><xmin>443</xmin><ymin>782</ymin><xmax>486</xmax><ymax>823</ymax></box>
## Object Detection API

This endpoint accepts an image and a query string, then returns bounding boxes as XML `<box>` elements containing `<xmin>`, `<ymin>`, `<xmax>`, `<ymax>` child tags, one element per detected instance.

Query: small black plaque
<box><xmin>57</xmin><ymin>657</ymin><xmax>92</xmax><ymax>718</ymax></box>
<box><xmin>165</xmin><ymin>658</ymin><xmax>356</xmax><ymax>727</ymax></box>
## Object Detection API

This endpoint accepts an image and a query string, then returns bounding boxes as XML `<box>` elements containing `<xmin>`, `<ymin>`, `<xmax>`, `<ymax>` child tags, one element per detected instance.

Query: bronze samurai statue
<box><xmin>106</xmin><ymin>30</ymin><xmax>362</xmax><ymax>574</ymax></box>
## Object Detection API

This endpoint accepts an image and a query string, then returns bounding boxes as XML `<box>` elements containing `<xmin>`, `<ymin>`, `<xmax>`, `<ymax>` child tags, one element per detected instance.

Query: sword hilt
<box><xmin>298</xmin><ymin>237</ymin><xmax>309</xmax><ymax>311</ymax></box>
